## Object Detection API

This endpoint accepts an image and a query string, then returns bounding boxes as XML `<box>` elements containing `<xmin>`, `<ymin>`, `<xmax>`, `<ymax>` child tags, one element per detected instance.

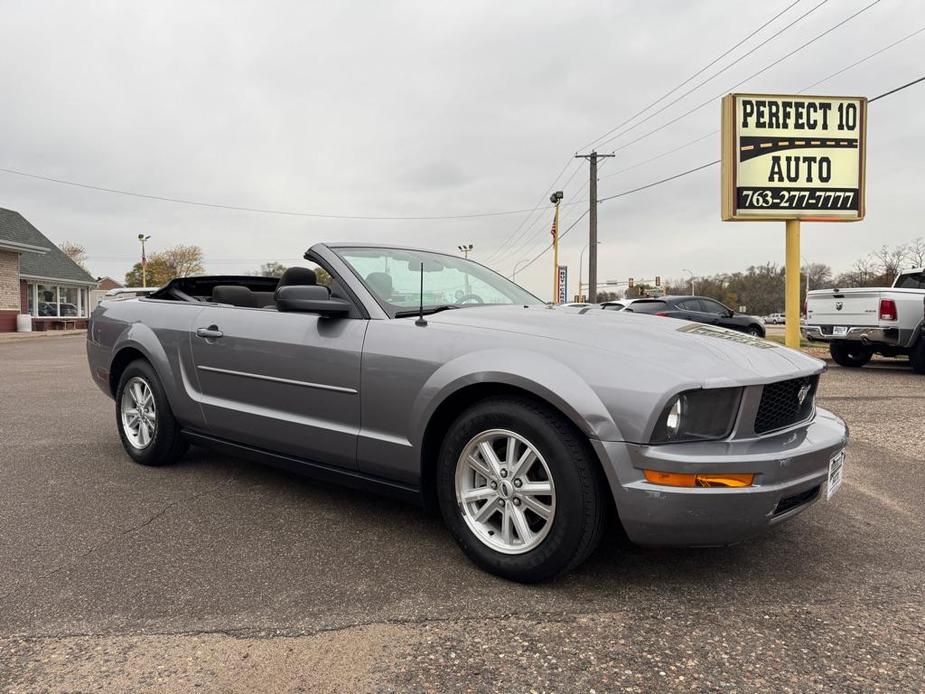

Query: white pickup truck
<box><xmin>803</xmin><ymin>268</ymin><xmax>925</xmax><ymax>373</ymax></box>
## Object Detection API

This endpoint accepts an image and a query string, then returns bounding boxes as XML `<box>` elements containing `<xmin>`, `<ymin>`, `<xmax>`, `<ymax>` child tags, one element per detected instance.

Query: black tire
<box><xmin>436</xmin><ymin>396</ymin><xmax>607</xmax><ymax>583</ymax></box>
<box><xmin>746</xmin><ymin>324</ymin><xmax>764</xmax><ymax>337</ymax></box>
<box><xmin>829</xmin><ymin>341</ymin><xmax>873</xmax><ymax>368</ymax></box>
<box><xmin>115</xmin><ymin>359</ymin><xmax>188</xmax><ymax>466</ymax></box>
<box><xmin>910</xmin><ymin>339</ymin><xmax>925</xmax><ymax>375</ymax></box>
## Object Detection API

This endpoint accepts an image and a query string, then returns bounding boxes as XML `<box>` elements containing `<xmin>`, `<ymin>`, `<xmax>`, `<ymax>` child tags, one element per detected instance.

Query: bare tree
<box><xmin>801</xmin><ymin>262</ymin><xmax>833</xmax><ymax>291</ymax></box>
<box><xmin>871</xmin><ymin>243</ymin><xmax>909</xmax><ymax>283</ymax></box>
<box><xmin>59</xmin><ymin>241</ymin><xmax>88</xmax><ymax>270</ymax></box>
<box><xmin>906</xmin><ymin>237</ymin><xmax>925</xmax><ymax>268</ymax></box>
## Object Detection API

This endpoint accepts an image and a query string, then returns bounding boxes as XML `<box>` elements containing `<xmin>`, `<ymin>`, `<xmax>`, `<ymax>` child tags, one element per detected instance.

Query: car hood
<box><xmin>427</xmin><ymin>304</ymin><xmax>822</xmax><ymax>387</ymax></box>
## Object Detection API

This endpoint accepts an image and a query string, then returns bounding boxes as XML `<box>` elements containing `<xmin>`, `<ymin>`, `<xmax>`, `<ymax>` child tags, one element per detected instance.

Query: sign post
<box><xmin>722</xmin><ymin>93</ymin><xmax>867</xmax><ymax>347</ymax></box>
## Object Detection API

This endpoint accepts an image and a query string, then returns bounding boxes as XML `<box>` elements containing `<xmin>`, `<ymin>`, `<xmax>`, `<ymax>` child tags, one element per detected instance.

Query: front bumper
<box><xmin>591</xmin><ymin>408</ymin><xmax>848</xmax><ymax>547</ymax></box>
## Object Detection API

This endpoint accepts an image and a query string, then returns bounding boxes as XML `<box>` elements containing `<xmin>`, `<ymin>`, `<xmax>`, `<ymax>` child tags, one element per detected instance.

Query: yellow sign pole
<box><xmin>551</xmin><ymin>201</ymin><xmax>560</xmax><ymax>303</ymax></box>
<box><xmin>785</xmin><ymin>219</ymin><xmax>801</xmax><ymax>348</ymax></box>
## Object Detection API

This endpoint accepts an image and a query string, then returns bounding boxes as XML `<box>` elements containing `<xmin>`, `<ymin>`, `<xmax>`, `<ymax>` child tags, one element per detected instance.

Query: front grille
<box><xmin>754</xmin><ymin>375</ymin><xmax>818</xmax><ymax>434</ymax></box>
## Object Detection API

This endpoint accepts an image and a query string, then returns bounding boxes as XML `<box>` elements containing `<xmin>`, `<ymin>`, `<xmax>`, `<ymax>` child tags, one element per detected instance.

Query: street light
<box><xmin>682</xmin><ymin>268</ymin><xmax>695</xmax><ymax>295</ymax></box>
<box><xmin>512</xmin><ymin>257</ymin><xmax>532</xmax><ymax>282</ymax></box>
<box><xmin>549</xmin><ymin>192</ymin><xmax>564</xmax><ymax>302</ymax></box>
<box><xmin>457</xmin><ymin>244</ymin><xmax>473</xmax><ymax>258</ymax></box>
<box><xmin>578</xmin><ymin>241</ymin><xmax>601</xmax><ymax>302</ymax></box>
<box><xmin>138</xmin><ymin>234</ymin><xmax>151</xmax><ymax>287</ymax></box>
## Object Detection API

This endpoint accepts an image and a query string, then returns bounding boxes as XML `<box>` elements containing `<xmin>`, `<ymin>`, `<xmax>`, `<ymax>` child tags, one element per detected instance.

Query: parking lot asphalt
<box><xmin>1</xmin><ymin>336</ymin><xmax>922</xmax><ymax>692</ymax></box>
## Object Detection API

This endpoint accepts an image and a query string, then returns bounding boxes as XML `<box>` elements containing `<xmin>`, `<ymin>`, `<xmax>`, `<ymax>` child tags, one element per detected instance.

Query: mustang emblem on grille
<box><xmin>797</xmin><ymin>383</ymin><xmax>812</xmax><ymax>407</ymax></box>
<box><xmin>835</xmin><ymin>301</ymin><xmax>843</xmax><ymax>311</ymax></box>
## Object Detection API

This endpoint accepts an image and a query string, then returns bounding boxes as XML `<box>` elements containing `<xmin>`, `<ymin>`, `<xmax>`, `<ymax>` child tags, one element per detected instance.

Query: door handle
<box><xmin>196</xmin><ymin>326</ymin><xmax>224</xmax><ymax>339</ymax></box>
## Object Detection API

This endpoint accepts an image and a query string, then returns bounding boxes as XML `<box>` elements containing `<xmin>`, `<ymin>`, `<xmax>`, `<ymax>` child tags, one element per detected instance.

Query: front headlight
<box><xmin>650</xmin><ymin>387</ymin><xmax>742</xmax><ymax>443</ymax></box>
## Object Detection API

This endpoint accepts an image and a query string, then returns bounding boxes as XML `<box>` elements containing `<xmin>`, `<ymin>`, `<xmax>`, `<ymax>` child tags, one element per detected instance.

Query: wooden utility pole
<box><xmin>575</xmin><ymin>151</ymin><xmax>613</xmax><ymax>302</ymax></box>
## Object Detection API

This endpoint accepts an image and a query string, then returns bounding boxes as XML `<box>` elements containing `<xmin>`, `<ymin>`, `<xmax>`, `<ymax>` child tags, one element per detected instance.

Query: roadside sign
<box><xmin>722</xmin><ymin>93</ymin><xmax>867</xmax><ymax>222</ymax></box>
<box><xmin>721</xmin><ymin>92</ymin><xmax>869</xmax><ymax>349</ymax></box>
<box><xmin>557</xmin><ymin>266</ymin><xmax>568</xmax><ymax>304</ymax></box>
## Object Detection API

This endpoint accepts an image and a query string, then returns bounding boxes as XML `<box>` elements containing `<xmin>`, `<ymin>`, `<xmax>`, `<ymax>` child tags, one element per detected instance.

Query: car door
<box><xmin>674</xmin><ymin>298</ymin><xmax>709</xmax><ymax>322</ymax></box>
<box><xmin>189</xmin><ymin>295</ymin><xmax>367</xmax><ymax>470</ymax></box>
<box><xmin>700</xmin><ymin>298</ymin><xmax>737</xmax><ymax>329</ymax></box>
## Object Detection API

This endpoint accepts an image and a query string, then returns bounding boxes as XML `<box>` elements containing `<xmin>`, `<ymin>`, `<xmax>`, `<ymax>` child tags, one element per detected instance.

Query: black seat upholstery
<box><xmin>253</xmin><ymin>291</ymin><xmax>276</xmax><ymax>308</ymax></box>
<box><xmin>365</xmin><ymin>272</ymin><xmax>393</xmax><ymax>301</ymax></box>
<box><xmin>212</xmin><ymin>285</ymin><xmax>257</xmax><ymax>308</ymax></box>
<box><xmin>277</xmin><ymin>267</ymin><xmax>317</xmax><ymax>289</ymax></box>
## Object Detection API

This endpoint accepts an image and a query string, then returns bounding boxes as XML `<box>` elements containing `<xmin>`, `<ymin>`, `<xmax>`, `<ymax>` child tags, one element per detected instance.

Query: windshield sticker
<box><xmin>678</xmin><ymin>322</ymin><xmax>778</xmax><ymax>349</ymax></box>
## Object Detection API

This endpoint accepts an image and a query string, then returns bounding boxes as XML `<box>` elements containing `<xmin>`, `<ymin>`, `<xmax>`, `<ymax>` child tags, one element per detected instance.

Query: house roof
<box><xmin>0</xmin><ymin>208</ymin><xmax>96</xmax><ymax>285</ymax></box>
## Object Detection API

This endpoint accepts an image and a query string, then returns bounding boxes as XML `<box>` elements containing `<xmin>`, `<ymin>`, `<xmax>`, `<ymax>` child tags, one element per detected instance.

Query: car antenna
<box><xmin>415</xmin><ymin>262</ymin><xmax>427</xmax><ymax>327</ymax></box>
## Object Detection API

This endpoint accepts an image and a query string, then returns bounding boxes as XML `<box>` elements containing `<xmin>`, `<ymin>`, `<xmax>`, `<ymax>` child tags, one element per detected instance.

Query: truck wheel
<box><xmin>829</xmin><ymin>342</ymin><xmax>873</xmax><ymax>368</ymax></box>
<box><xmin>115</xmin><ymin>359</ymin><xmax>188</xmax><ymax>466</ymax></box>
<box><xmin>436</xmin><ymin>396</ymin><xmax>607</xmax><ymax>583</ymax></box>
<box><xmin>910</xmin><ymin>340</ymin><xmax>925</xmax><ymax>375</ymax></box>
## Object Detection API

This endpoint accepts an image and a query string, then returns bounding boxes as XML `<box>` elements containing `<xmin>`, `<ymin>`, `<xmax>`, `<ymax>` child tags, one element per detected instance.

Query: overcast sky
<box><xmin>1</xmin><ymin>0</ymin><xmax>922</xmax><ymax>298</ymax></box>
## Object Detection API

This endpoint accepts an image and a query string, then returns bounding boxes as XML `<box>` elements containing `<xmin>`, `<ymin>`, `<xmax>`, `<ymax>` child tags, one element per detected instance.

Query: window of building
<box><xmin>27</xmin><ymin>283</ymin><xmax>88</xmax><ymax>318</ymax></box>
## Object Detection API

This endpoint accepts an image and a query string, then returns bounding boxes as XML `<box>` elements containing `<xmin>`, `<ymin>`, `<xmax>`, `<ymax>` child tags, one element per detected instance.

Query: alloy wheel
<box><xmin>120</xmin><ymin>376</ymin><xmax>157</xmax><ymax>449</ymax></box>
<box><xmin>455</xmin><ymin>429</ymin><xmax>556</xmax><ymax>554</ymax></box>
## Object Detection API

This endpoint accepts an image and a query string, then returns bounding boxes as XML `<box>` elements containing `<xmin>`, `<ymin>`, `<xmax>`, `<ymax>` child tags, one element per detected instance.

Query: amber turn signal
<box><xmin>643</xmin><ymin>470</ymin><xmax>754</xmax><ymax>488</ymax></box>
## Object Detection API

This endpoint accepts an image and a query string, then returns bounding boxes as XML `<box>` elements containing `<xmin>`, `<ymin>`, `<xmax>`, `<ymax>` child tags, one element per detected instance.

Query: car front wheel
<box><xmin>436</xmin><ymin>396</ymin><xmax>607</xmax><ymax>582</ymax></box>
<box><xmin>116</xmin><ymin>359</ymin><xmax>188</xmax><ymax>466</ymax></box>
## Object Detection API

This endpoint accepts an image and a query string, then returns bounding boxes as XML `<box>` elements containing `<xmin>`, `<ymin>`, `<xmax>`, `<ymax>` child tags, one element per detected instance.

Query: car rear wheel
<box><xmin>829</xmin><ymin>342</ymin><xmax>873</xmax><ymax>368</ymax></box>
<box><xmin>436</xmin><ymin>396</ymin><xmax>607</xmax><ymax>582</ymax></box>
<box><xmin>116</xmin><ymin>359</ymin><xmax>188</xmax><ymax>466</ymax></box>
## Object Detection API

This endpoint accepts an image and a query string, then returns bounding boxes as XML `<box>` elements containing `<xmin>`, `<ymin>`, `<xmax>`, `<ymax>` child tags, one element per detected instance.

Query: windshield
<box><xmin>333</xmin><ymin>247</ymin><xmax>542</xmax><ymax>317</ymax></box>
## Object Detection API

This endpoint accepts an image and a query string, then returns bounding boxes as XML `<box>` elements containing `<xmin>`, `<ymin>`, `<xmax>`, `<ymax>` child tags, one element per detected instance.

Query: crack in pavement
<box><xmin>0</xmin><ymin>475</ymin><xmax>237</xmax><ymax>607</ymax></box>
<box><xmin>3</xmin><ymin>597</ymin><xmax>923</xmax><ymax>642</ymax></box>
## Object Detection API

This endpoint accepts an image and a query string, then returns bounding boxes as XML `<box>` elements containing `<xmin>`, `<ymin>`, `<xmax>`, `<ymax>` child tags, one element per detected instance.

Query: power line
<box><xmin>584</xmin><ymin>0</ymin><xmax>825</xmax><ymax>152</ymax></box>
<box><xmin>602</xmin><ymin>0</ymin><xmax>883</xmax><ymax>157</ymax></box>
<box><xmin>868</xmin><ymin>75</ymin><xmax>925</xmax><ymax>102</ymax></box>
<box><xmin>597</xmin><ymin>160</ymin><xmax>719</xmax><ymax>204</ymax></box>
<box><xmin>800</xmin><ymin>25</ymin><xmax>925</xmax><ymax>93</ymax></box>
<box><xmin>598</xmin><ymin>24</ymin><xmax>925</xmax><ymax>184</ymax></box>
<box><xmin>508</xmin><ymin>75</ymin><xmax>925</xmax><ymax>278</ymax></box>
<box><xmin>489</xmin><ymin>0</ymin><xmax>810</xmax><ymax>263</ymax></box>
<box><xmin>480</xmin><ymin>157</ymin><xmax>578</xmax><ymax>263</ymax></box>
<box><xmin>0</xmin><ymin>166</ymin><xmax>555</xmax><ymax>222</ymax></box>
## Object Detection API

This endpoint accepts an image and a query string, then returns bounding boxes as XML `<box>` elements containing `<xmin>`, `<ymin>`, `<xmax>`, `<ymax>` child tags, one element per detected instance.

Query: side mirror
<box><xmin>275</xmin><ymin>285</ymin><xmax>351</xmax><ymax>316</ymax></box>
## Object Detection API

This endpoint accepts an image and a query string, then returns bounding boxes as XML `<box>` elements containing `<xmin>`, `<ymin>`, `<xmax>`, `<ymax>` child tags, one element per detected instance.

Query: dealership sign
<box><xmin>722</xmin><ymin>93</ymin><xmax>867</xmax><ymax>221</ymax></box>
<box><xmin>557</xmin><ymin>265</ymin><xmax>568</xmax><ymax>304</ymax></box>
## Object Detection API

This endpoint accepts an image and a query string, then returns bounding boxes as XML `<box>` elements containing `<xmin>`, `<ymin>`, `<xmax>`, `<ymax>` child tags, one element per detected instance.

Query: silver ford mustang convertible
<box><xmin>87</xmin><ymin>243</ymin><xmax>848</xmax><ymax>582</ymax></box>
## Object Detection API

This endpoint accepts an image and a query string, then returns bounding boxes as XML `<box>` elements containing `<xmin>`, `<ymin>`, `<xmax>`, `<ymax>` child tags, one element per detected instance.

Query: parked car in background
<box><xmin>87</xmin><ymin>244</ymin><xmax>844</xmax><ymax>582</ymax></box>
<box><xmin>803</xmin><ymin>268</ymin><xmax>925</xmax><ymax>373</ymax></box>
<box><xmin>624</xmin><ymin>296</ymin><xmax>766</xmax><ymax>337</ymax></box>
<box><xmin>103</xmin><ymin>287</ymin><xmax>160</xmax><ymax>301</ymax></box>
<box><xmin>599</xmin><ymin>299</ymin><xmax>645</xmax><ymax>312</ymax></box>
<box><xmin>766</xmin><ymin>312</ymin><xmax>785</xmax><ymax>325</ymax></box>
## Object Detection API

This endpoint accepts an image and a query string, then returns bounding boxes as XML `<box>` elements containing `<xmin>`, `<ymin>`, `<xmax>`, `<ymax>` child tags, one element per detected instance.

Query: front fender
<box><xmin>109</xmin><ymin>319</ymin><xmax>203</xmax><ymax>427</ymax></box>
<box><xmin>408</xmin><ymin>348</ymin><xmax>623</xmax><ymax>448</ymax></box>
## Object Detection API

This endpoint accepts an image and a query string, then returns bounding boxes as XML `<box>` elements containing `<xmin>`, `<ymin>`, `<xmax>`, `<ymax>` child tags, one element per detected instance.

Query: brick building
<box><xmin>0</xmin><ymin>207</ymin><xmax>97</xmax><ymax>332</ymax></box>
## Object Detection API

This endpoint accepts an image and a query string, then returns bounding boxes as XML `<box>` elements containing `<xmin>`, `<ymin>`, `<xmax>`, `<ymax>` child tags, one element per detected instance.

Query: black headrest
<box><xmin>277</xmin><ymin>266</ymin><xmax>317</xmax><ymax>288</ymax></box>
<box><xmin>366</xmin><ymin>272</ymin><xmax>393</xmax><ymax>300</ymax></box>
<box><xmin>212</xmin><ymin>285</ymin><xmax>256</xmax><ymax>308</ymax></box>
